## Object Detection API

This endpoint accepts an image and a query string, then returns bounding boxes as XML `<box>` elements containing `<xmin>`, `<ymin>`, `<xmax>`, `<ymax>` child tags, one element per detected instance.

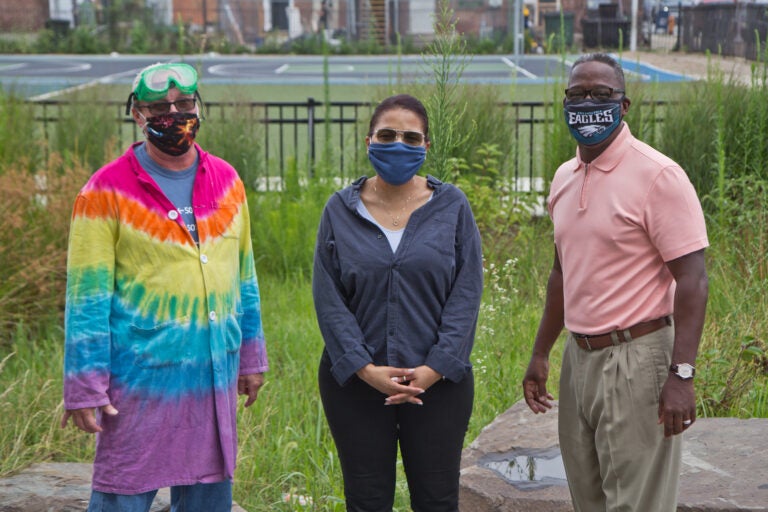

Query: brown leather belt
<box><xmin>571</xmin><ymin>316</ymin><xmax>672</xmax><ymax>351</ymax></box>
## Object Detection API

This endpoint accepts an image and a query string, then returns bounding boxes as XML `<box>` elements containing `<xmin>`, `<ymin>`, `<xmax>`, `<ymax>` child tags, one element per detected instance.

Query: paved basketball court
<box><xmin>0</xmin><ymin>54</ymin><xmax>692</xmax><ymax>99</ymax></box>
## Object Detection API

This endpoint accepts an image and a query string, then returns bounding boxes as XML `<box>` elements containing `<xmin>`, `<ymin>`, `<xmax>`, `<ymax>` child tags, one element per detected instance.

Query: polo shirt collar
<box><xmin>573</xmin><ymin>121</ymin><xmax>632</xmax><ymax>173</ymax></box>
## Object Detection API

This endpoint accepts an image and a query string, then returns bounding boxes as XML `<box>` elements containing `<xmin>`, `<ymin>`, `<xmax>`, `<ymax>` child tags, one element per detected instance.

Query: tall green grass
<box><xmin>2</xmin><ymin>183</ymin><xmax>764</xmax><ymax>510</ymax></box>
<box><xmin>1</xmin><ymin>51</ymin><xmax>767</xmax><ymax>511</ymax></box>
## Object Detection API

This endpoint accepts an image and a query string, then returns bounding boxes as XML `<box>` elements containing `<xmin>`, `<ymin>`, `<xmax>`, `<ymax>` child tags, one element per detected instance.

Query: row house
<box><xmin>1</xmin><ymin>0</ymin><xmax>658</xmax><ymax>50</ymax></box>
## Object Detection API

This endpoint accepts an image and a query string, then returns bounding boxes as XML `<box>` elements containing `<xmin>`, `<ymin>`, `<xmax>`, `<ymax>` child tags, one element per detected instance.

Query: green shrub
<box><xmin>248</xmin><ymin>160</ymin><xmax>337</xmax><ymax>278</ymax></box>
<box><xmin>0</xmin><ymin>91</ymin><xmax>42</xmax><ymax>173</ymax></box>
<box><xmin>68</xmin><ymin>26</ymin><xmax>107</xmax><ymax>54</ymax></box>
<box><xmin>0</xmin><ymin>155</ymin><xmax>90</xmax><ymax>343</ymax></box>
<box><xmin>51</xmin><ymin>98</ymin><xmax>121</xmax><ymax>172</ymax></box>
<box><xmin>659</xmin><ymin>64</ymin><xmax>768</xmax><ymax>209</ymax></box>
<box><xmin>196</xmin><ymin>97</ymin><xmax>265</xmax><ymax>190</ymax></box>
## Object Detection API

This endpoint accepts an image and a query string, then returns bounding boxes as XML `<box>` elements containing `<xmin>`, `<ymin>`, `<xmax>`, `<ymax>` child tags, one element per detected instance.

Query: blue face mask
<box><xmin>367</xmin><ymin>142</ymin><xmax>426</xmax><ymax>185</ymax></box>
<box><xmin>563</xmin><ymin>99</ymin><xmax>623</xmax><ymax>146</ymax></box>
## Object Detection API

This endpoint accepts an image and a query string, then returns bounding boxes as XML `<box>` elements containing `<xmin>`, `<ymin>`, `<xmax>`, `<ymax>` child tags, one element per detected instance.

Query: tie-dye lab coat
<box><xmin>63</xmin><ymin>142</ymin><xmax>268</xmax><ymax>494</ymax></box>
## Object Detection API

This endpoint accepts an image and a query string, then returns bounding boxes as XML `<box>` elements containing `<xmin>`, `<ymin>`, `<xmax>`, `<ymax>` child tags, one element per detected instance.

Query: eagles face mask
<box><xmin>563</xmin><ymin>99</ymin><xmax>623</xmax><ymax>146</ymax></box>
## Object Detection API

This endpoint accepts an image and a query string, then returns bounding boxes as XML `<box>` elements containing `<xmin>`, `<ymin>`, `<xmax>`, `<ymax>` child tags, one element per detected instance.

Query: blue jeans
<box><xmin>87</xmin><ymin>480</ymin><xmax>232</xmax><ymax>512</ymax></box>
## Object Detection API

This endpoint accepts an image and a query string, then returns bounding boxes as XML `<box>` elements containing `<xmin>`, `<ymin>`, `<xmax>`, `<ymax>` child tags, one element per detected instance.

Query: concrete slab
<box><xmin>0</xmin><ymin>462</ymin><xmax>248</xmax><ymax>512</ymax></box>
<box><xmin>460</xmin><ymin>400</ymin><xmax>768</xmax><ymax>512</ymax></box>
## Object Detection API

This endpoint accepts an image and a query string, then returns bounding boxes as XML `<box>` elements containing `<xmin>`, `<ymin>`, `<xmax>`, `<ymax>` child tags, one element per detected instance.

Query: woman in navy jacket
<box><xmin>312</xmin><ymin>94</ymin><xmax>484</xmax><ymax>511</ymax></box>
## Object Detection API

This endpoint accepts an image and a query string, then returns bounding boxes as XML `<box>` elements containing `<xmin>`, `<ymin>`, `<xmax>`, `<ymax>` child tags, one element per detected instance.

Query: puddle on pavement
<box><xmin>480</xmin><ymin>447</ymin><xmax>567</xmax><ymax>490</ymax></box>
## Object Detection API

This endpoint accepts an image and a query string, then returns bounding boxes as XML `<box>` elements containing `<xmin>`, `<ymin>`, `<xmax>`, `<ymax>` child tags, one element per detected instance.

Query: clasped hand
<box><xmin>356</xmin><ymin>364</ymin><xmax>442</xmax><ymax>405</ymax></box>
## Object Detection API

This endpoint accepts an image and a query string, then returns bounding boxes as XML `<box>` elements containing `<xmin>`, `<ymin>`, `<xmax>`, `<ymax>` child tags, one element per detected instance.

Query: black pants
<box><xmin>318</xmin><ymin>354</ymin><xmax>474</xmax><ymax>512</ymax></box>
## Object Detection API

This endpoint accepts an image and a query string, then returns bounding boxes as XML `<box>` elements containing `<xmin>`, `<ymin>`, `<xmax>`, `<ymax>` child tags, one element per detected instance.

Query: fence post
<box><xmin>307</xmin><ymin>97</ymin><xmax>317</xmax><ymax>178</ymax></box>
<box><xmin>676</xmin><ymin>1</ymin><xmax>682</xmax><ymax>51</ymax></box>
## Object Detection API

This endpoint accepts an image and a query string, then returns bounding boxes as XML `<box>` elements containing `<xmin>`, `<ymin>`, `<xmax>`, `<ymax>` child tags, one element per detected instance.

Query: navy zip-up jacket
<box><xmin>312</xmin><ymin>175</ymin><xmax>483</xmax><ymax>386</ymax></box>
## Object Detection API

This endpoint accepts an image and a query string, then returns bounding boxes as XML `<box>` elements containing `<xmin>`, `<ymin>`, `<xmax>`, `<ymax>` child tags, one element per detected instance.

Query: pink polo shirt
<box><xmin>548</xmin><ymin>123</ymin><xmax>709</xmax><ymax>334</ymax></box>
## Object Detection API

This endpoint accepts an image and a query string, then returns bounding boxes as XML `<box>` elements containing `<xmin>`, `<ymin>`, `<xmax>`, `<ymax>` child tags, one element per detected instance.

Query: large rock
<box><xmin>460</xmin><ymin>400</ymin><xmax>768</xmax><ymax>512</ymax></box>
<box><xmin>0</xmin><ymin>463</ymin><xmax>248</xmax><ymax>512</ymax></box>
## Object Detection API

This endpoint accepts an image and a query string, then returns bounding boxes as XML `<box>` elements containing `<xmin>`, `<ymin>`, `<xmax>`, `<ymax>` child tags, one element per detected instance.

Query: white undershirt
<box><xmin>357</xmin><ymin>201</ymin><xmax>404</xmax><ymax>252</ymax></box>
<box><xmin>356</xmin><ymin>193</ymin><xmax>433</xmax><ymax>253</ymax></box>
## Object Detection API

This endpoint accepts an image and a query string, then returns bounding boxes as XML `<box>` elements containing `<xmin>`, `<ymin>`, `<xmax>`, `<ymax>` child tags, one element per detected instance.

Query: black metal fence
<box><xmin>30</xmin><ymin>98</ymin><xmax>669</xmax><ymax>192</ymax></box>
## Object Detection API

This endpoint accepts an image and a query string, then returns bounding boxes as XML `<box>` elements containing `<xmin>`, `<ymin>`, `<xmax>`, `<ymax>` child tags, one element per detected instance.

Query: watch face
<box><xmin>675</xmin><ymin>363</ymin><xmax>695</xmax><ymax>379</ymax></box>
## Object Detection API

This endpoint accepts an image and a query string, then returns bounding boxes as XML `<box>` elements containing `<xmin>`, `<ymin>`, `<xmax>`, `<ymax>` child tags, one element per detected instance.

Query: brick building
<box><xmin>0</xmin><ymin>0</ymin><xmax>650</xmax><ymax>49</ymax></box>
<box><xmin>1</xmin><ymin>0</ymin><xmax>49</xmax><ymax>31</ymax></box>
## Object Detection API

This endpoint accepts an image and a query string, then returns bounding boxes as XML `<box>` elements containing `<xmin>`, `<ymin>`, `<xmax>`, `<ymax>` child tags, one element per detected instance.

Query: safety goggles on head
<box><xmin>125</xmin><ymin>62</ymin><xmax>203</xmax><ymax>116</ymax></box>
<box><xmin>372</xmin><ymin>128</ymin><xmax>426</xmax><ymax>146</ymax></box>
<box><xmin>132</xmin><ymin>62</ymin><xmax>198</xmax><ymax>101</ymax></box>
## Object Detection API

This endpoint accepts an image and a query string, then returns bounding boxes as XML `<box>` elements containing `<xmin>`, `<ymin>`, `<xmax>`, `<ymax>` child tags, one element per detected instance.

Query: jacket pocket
<box><xmin>224</xmin><ymin>311</ymin><xmax>243</xmax><ymax>353</ymax></box>
<box><xmin>130</xmin><ymin>317</ymin><xmax>191</xmax><ymax>368</ymax></box>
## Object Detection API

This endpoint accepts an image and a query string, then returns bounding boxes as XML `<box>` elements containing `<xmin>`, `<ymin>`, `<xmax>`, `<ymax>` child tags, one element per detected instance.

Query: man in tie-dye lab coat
<box><xmin>61</xmin><ymin>62</ymin><xmax>268</xmax><ymax>512</ymax></box>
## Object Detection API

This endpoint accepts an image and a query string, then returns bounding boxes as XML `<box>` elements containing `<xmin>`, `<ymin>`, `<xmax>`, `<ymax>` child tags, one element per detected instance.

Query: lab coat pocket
<box><xmin>130</xmin><ymin>316</ymin><xmax>191</xmax><ymax>368</ymax></box>
<box><xmin>224</xmin><ymin>311</ymin><xmax>244</xmax><ymax>354</ymax></box>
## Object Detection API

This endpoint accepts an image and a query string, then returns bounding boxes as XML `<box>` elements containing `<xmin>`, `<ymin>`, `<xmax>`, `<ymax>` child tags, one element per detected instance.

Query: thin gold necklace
<box><xmin>372</xmin><ymin>177</ymin><xmax>414</xmax><ymax>227</ymax></box>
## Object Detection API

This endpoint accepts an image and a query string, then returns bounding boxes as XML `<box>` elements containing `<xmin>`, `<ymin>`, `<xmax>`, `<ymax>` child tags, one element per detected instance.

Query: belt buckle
<box><xmin>576</xmin><ymin>334</ymin><xmax>593</xmax><ymax>351</ymax></box>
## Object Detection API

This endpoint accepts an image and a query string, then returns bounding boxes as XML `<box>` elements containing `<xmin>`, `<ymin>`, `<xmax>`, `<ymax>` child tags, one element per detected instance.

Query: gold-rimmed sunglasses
<box><xmin>372</xmin><ymin>128</ymin><xmax>426</xmax><ymax>146</ymax></box>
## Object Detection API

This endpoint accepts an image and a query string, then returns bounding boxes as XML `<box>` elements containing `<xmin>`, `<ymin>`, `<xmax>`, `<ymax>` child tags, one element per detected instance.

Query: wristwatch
<box><xmin>670</xmin><ymin>363</ymin><xmax>696</xmax><ymax>380</ymax></box>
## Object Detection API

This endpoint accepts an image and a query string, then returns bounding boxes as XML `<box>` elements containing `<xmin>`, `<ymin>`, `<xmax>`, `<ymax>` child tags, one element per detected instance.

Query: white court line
<box><xmin>14</xmin><ymin>62</ymin><xmax>91</xmax><ymax>74</ymax></box>
<box><xmin>30</xmin><ymin>68</ymin><xmax>142</xmax><ymax>101</ymax></box>
<box><xmin>208</xmin><ymin>64</ymin><xmax>223</xmax><ymax>75</ymax></box>
<box><xmin>501</xmin><ymin>57</ymin><xmax>538</xmax><ymax>79</ymax></box>
<box><xmin>0</xmin><ymin>63</ymin><xmax>26</xmax><ymax>72</ymax></box>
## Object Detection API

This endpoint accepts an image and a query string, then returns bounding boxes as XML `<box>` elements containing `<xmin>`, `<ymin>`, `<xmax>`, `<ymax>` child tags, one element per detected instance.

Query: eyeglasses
<box><xmin>132</xmin><ymin>62</ymin><xmax>198</xmax><ymax>102</ymax></box>
<box><xmin>373</xmin><ymin>128</ymin><xmax>426</xmax><ymax>146</ymax></box>
<box><xmin>136</xmin><ymin>98</ymin><xmax>197</xmax><ymax>116</ymax></box>
<box><xmin>564</xmin><ymin>86</ymin><xmax>625</xmax><ymax>101</ymax></box>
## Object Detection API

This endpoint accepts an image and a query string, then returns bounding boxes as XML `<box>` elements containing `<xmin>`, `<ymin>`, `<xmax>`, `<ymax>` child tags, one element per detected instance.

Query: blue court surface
<box><xmin>0</xmin><ymin>53</ymin><xmax>693</xmax><ymax>98</ymax></box>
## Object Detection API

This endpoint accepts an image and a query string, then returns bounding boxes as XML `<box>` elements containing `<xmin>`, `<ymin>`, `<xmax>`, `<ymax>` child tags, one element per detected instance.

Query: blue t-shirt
<box><xmin>135</xmin><ymin>142</ymin><xmax>200</xmax><ymax>243</ymax></box>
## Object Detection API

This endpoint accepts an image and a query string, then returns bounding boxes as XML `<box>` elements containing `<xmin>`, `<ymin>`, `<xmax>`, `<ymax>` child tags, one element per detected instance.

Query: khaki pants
<box><xmin>558</xmin><ymin>325</ymin><xmax>681</xmax><ymax>512</ymax></box>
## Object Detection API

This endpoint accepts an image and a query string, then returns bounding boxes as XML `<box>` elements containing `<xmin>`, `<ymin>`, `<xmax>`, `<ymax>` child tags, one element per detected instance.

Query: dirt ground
<box><xmin>619</xmin><ymin>49</ymin><xmax>758</xmax><ymax>84</ymax></box>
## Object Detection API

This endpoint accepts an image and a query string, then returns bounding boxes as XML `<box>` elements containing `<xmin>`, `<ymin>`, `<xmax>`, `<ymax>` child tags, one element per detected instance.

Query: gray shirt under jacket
<box><xmin>312</xmin><ymin>175</ymin><xmax>484</xmax><ymax>386</ymax></box>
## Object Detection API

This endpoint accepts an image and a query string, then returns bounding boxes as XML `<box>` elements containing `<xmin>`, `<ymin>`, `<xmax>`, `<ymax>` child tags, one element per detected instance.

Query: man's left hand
<box><xmin>658</xmin><ymin>376</ymin><xmax>696</xmax><ymax>437</ymax></box>
<box><xmin>238</xmin><ymin>373</ymin><xmax>265</xmax><ymax>407</ymax></box>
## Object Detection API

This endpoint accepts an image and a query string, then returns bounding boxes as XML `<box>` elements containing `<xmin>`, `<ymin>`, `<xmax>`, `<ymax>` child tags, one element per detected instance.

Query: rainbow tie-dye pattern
<box><xmin>63</xmin><ymin>143</ymin><xmax>268</xmax><ymax>494</ymax></box>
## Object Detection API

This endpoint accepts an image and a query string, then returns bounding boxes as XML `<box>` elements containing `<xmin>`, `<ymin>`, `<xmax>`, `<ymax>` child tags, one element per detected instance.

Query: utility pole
<box><xmin>630</xmin><ymin>0</ymin><xmax>638</xmax><ymax>51</ymax></box>
<box><xmin>513</xmin><ymin>0</ymin><xmax>523</xmax><ymax>62</ymax></box>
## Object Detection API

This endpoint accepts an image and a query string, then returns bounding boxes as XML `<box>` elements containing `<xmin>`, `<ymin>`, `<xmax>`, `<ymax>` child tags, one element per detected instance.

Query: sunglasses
<box><xmin>373</xmin><ymin>128</ymin><xmax>426</xmax><ymax>146</ymax></box>
<box><xmin>564</xmin><ymin>86</ymin><xmax>625</xmax><ymax>102</ymax></box>
<box><xmin>135</xmin><ymin>98</ymin><xmax>197</xmax><ymax>116</ymax></box>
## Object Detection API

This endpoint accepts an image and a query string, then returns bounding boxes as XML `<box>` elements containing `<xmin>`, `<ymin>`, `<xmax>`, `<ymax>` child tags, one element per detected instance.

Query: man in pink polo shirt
<box><xmin>522</xmin><ymin>53</ymin><xmax>709</xmax><ymax>511</ymax></box>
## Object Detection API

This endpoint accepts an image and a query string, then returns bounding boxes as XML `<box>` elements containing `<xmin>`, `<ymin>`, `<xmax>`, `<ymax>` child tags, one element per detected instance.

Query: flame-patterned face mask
<box><xmin>140</xmin><ymin>112</ymin><xmax>200</xmax><ymax>156</ymax></box>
